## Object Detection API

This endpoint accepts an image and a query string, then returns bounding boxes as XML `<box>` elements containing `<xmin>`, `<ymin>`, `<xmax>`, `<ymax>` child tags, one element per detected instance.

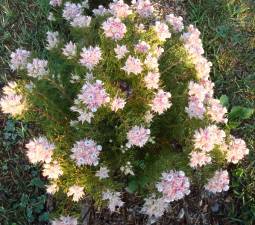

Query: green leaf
<box><xmin>39</xmin><ymin>212</ymin><xmax>49</xmax><ymax>222</ymax></box>
<box><xmin>220</xmin><ymin>95</ymin><xmax>229</xmax><ymax>108</ymax></box>
<box><xmin>29</xmin><ymin>178</ymin><xmax>44</xmax><ymax>188</ymax></box>
<box><xmin>127</xmin><ymin>179</ymin><xmax>138</xmax><ymax>193</ymax></box>
<box><xmin>229</xmin><ymin>106</ymin><xmax>254</xmax><ymax>121</ymax></box>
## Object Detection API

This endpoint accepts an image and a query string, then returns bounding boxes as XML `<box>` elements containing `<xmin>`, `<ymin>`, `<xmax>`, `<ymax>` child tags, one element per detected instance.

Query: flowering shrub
<box><xmin>1</xmin><ymin>0</ymin><xmax>250</xmax><ymax>223</ymax></box>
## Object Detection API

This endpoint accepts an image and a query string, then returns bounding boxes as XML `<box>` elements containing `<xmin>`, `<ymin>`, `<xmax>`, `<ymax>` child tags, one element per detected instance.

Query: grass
<box><xmin>186</xmin><ymin>0</ymin><xmax>255</xmax><ymax>224</ymax></box>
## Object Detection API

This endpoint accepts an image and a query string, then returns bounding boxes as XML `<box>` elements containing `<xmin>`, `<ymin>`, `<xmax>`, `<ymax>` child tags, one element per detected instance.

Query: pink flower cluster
<box><xmin>166</xmin><ymin>14</ymin><xmax>184</xmax><ymax>32</ymax></box>
<box><xmin>10</xmin><ymin>48</ymin><xmax>30</xmax><ymax>71</ymax></box>
<box><xmin>71</xmin><ymin>139</ymin><xmax>102</xmax><ymax>166</ymax></box>
<box><xmin>63</xmin><ymin>2</ymin><xmax>82</xmax><ymax>21</ymax></box>
<box><xmin>25</xmin><ymin>136</ymin><xmax>55</xmax><ymax>164</ymax></box>
<box><xmin>109</xmin><ymin>0</ymin><xmax>132</xmax><ymax>18</ymax></box>
<box><xmin>111</xmin><ymin>97</ymin><xmax>126</xmax><ymax>112</ymax></box>
<box><xmin>156</xmin><ymin>171</ymin><xmax>190</xmax><ymax>202</ymax></box>
<box><xmin>102</xmin><ymin>17</ymin><xmax>127</xmax><ymax>41</ymax></box>
<box><xmin>67</xmin><ymin>185</ymin><xmax>85</xmax><ymax>202</ymax></box>
<box><xmin>135</xmin><ymin>40</ymin><xmax>150</xmax><ymax>53</ymax></box>
<box><xmin>127</xmin><ymin>126</ymin><xmax>150</xmax><ymax>148</ymax></box>
<box><xmin>193</xmin><ymin>125</ymin><xmax>226</xmax><ymax>152</ymax></box>
<box><xmin>151</xmin><ymin>90</ymin><xmax>172</xmax><ymax>114</ymax></box>
<box><xmin>93</xmin><ymin>5</ymin><xmax>108</xmax><ymax>16</ymax></box>
<box><xmin>205</xmin><ymin>170</ymin><xmax>229</xmax><ymax>193</ymax></box>
<box><xmin>102</xmin><ymin>190</ymin><xmax>124</xmax><ymax>212</ymax></box>
<box><xmin>78</xmin><ymin>80</ymin><xmax>110</xmax><ymax>112</ymax></box>
<box><xmin>226</xmin><ymin>137</ymin><xmax>249</xmax><ymax>164</ymax></box>
<box><xmin>154</xmin><ymin>21</ymin><xmax>171</xmax><ymax>42</ymax></box>
<box><xmin>144</xmin><ymin>72</ymin><xmax>160</xmax><ymax>89</ymax></box>
<box><xmin>71</xmin><ymin>15</ymin><xmax>91</xmax><ymax>28</ymax></box>
<box><xmin>134</xmin><ymin>0</ymin><xmax>154</xmax><ymax>18</ymax></box>
<box><xmin>52</xmin><ymin>216</ymin><xmax>78</xmax><ymax>225</ymax></box>
<box><xmin>144</xmin><ymin>53</ymin><xmax>159</xmax><ymax>70</ymax></box>
<box><xmin>189</xmin><ymin>151</ymin><xmax>211</xmax><ymax>168</ymax></box>
<box><xmin>62</xmin><ymin>41</ymin><xmax>77</xmax><ymax>58</ymax></box>
<box><xmin>80</xmin><ymin>46</ymin><xmax>102</xmax><ymax>70</ymax></box>
<box><xmin>49</xmin><ymin>0</ymin><xmax>62</xmax><ymax>7</ymax></box>
<box><xmin>207</xmin><ymin>98</ymin><xmax>228</xmax><ymax>123</ymax></box>
<box><xmin>114</xmin><ymin>44</ymin><xmax>129</xmax><ymax>59</ymax></box>
<box><xmin>43</xmin><ymin>161</ymin><xmax>63</xmax><ymax>179</ymax></box>
<box><xmin>27</xmin><ymin>58</ymin><xmax>48</xmax><ymax>78</ymax></box>
<box><xmin>46</xmin><ymin>31</ymin><xmax>59</xmax><ymax>50</ymax></box>
<box><xmin>122</xmin><ymin>55</ymin><xmax>143</xmax><ymax>75</ymax></box>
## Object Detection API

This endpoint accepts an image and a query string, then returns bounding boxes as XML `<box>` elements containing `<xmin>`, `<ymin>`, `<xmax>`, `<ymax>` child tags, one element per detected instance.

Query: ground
<box><xmin>0</xmin><ymin>0</ymin><xmax>254</xmax><ymax>224</ymax></box>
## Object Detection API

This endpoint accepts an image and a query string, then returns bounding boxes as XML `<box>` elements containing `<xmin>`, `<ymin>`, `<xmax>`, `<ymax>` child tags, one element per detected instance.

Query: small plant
<box><xmin>1</xmin><ymin>0</ymin><xmax>251</xmax><ymax>223</ymax></box>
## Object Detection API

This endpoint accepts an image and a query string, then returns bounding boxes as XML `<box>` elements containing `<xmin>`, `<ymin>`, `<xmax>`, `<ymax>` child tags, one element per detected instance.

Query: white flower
<box><xmin>62</xmin><ymin>41</ymin><xmax>77</xmax><ymax>58</ymax></box>
<box><xmin>42</xmin><ymin>161</ymin><xmax>63</xmax><ymax>179</ymax></box>
<box><xmin>114</xmin><ymin>45</ymin><xmax>129</xmax><ymax>59</ymax></box>
<box><xmin>96</xmin><ymin>166</ymin><xmax>109</xmax><ymax>180</ymax></box>
<box><xmin>71</xmin><ymin>15</ymin><xmax>91</xmax><ymax>28</ymax></box>
<box><xmin>111</xmin><ymin>97</ymin><xmax>126</xmax><ymax>112</ymax></box>
<box><xmin>10</xmin><ymin>48</ymin><xmax>30</xmax><ymax>71</ymax></box>
<box><xmin>102</xmin><ymin>190</ymin><xmax>124</xmax><ymax>212</ymax></box>
<box><xmin>67</xmin><ymin>185</ymin><xmax>85</xmax><ymax>202</ymax></box>
<box><xmin>27</xmin><ymin>58</ymin><xmax>48</xmax><ymax>78</ymax></box>
<box><xmin>46</xmin><ymin>31</ymin><xmax>59</xmax><ymax>50</ymax></box>
<box><xmin>46</xmin><ymin>183</ymin><xmax>59</xmax><ymax>195</ymax></box>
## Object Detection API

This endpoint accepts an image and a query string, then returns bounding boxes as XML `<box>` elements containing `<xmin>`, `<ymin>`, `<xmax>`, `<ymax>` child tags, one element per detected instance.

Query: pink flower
<box><xmin>114</xmin><ymin>44</ymin><xmax>129</xmax><ymax>59</ymax></box>
<box><xmin>166</xmin><ymin>14</ymin><xmax>184</xmax><ymax>32</ymax></box>
<box><xmin>144</xmin><ymin>53</ymin><xmax>159</xmax><ymax>70</ymax></box>
<box><xmin>49</xmin><ymin>0</ymin><xmax>62</xmax><ymax>7</ymax></box>
<box><xmin>27</xmin><ymin>58</ymin><xmax>48</xmax><ymax>78</ymax></box>
<box><xmin>154</xmin><ymin>21</ymin><xmax>171</xmax><ymax>41</ymax></box>
<box><xmin>96</xmin><ymin>166</ymin><xmax>109</xmax><ymax>180</ymax></box>
<box><xmin>93</xmin><ymin>5</ymin><xmax>108</xmax><ymax>16</ymax></box>
<box><xmin>226</xmin><ymin>137</ymin><xmax>249</xmax><ymax>164</ymax></box>
<box><xmin>156</xmin><ymin>171</ymin><xmax>190</xmax><ymax>202</ymax></box>
<box><xmin>63</xmin><ymin>2</ymin><xmax>82</xmax><ymax>22</ymax></box>
<box><xmin>80</xmin><ymin>46</ymin><xmax>102</xmax><ymax>70</ymax></box>
<box><xmin>102</xmin><ymin>17</ymin><xmax>127</xmax><ymax>40</ymax></box>
<box><xmin>62</xmin><ymin>41</ymin><xmax>77</xmax><ymax>58</ymax></box>
<box><xmin>109</xmin><ymin>0</ymin><xmax>132</xmax><ymax>18</ymax></box>
<box><xmin>46</xmin><ymin>31</ymin><xmax>59</xmax><ymax>50</ymax></box>
<box><xmin>25</xmin><ymin>136</ymin><xmax>55</xmax><ymax>164</ymax></box>
<box><xmin>10</xmin><ymin>48</ymin><xmax>30</xmax><ymax>71</ymax></box>
<box><xmin>46</xmin><ymin>183</ymin><xmax>59</xmax><ymax>194</ymax></box>
<box><xmin>135</xmin><ymin>41</ymin><xmax>150</xmax><ymax>53</ymax></box>
<box><xmin>151</xmin><ymin>90</ymin><xmax>172</xmax><ymax>114</ymax></box>
<box><xmin>122</xmin><ymin>55</ymin><xmax>143</xmax><ymax>75</ymax></box>
<box><xmin>71</xmin><ymin>139</ymin><xmax>102</xmax><ymax>166</ymax></box>
<box><xmin>188</xmin><ymin>81</ymin><xmax>207</xmax><ymax>102</ymax></box>
<box><xmin>205</xmin><ymin>170</ymin><xmax>229</xmax><ymax>193</ymax></box>
<box><xmin>144</xmin><ymin>72</ymin><xmax>160</xmax><ymax>89</ymax></box>
<box><xmin>42</xmin><ymin>161</ymin><xmax>63</xmax><ymax>179</ymax></box>
<box><xmin>52</xmin><ymin>216</ymin><xmax>78</xmax><ymax>225</ymax></box>
<box><xmin>189</xmin><ymin>151</ymin><xmax>211</xmax><ymax>168</ymax></box>
<box><xmin>111</xmin><ymin>97</ymin><xmax>126</xmax><ymax>112</ymax></box>
<box><xmin>78</xmin><ymin>80</ymin><xmax>110</xmax><ymax>112</ymax></box>
<box><xmin>70</xmin><ymin>15</ymin><xmax>91</xmax><ymax>28</ymax></box>
<box><xmin>134</xmin><ymin>0</ymin><xmax>154</xmax><ymax>18</ymax></box>
<box><xmin>185</xmin><ymin>97</ymin><xmax>206</xmax><ymax>119</ymax></box>
<box><xmin>67</xmin><ymin>185</ymin><xmax>85</xmax><ymax>202</ymax></box>
<box><xmin>102</xmin><ymin>190</ymin><xmax>124</xmax><ymax>212</ymax></box>
<box><xmin>207</xmin><ymin>98</ymin><xmax>228</xmax><ymax>123</ymax></box>
<box><xmin>127</xmin><ymin>126</ymin><xmax>150</xmax><ymax>148</ymax></box>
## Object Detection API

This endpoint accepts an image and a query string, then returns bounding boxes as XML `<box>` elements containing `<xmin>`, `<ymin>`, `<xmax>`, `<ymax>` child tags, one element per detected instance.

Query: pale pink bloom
<box><xmin>67</xmin><ymin>185</ymin><xmax>85</xmax><ymax>202</ymax></box>
<box><xmin>27</xmin><ymin>58</ymin><xmax>48</xmax><ymax>78</ymax></box>
<box><xmin>144</xmin><ymin>72</ymin><xmax>160</xmax><ymax>89</ymax></box>
<box><xmin>226</xmin><ymin>137</ymin><xmax>249</xmax><ymax>164</ymax></box>
<box><xmin>62</xmin><ymin>41</ymin><xmax>77</xmax><ymax>58</ymax></box>
<box><xmin>0</xmin><ymin>82</ymin><xmax>26</xmax><ymax>116</ymax></box>
<box><xmin>63</xmin><ymin>2</ymin><xmax>82</xmax><ymax>21</ymax></box>
<box><xmin>153</xmin><ymin>46</ymin><xmax>164</xmax><ymax>59</ymax></box>
<box><xmin>189</xmin><ymin>151</ymin><xmax>211</xmax><ymax>168</ymax></box>
<box><xmin>154</xmin><ymin>21</ymin><xmax>171</xmax><ymax>41</ymax></box>
<box><xmin>207</xmin><ymin>98</ymin><xmax>228</xmax><ymax>123</ymax></box>
<box><xmin>48</xmin><ymin>12</ymin><xmax>56</xmax><ymax>21</ymax></box>
<box><xmin>205</xmin><ymin>170</ymin><xmax>229</xmax><ymax>193</ymax></box>
<box><xmin>46</xmin><ymin>31</ymin><xmax>59</xmax><ymax>50</ymax></box>
<box><xmin>134</xmin><ymin>0</ymin><xmax>154</xmax><ymax>18</ymax></box>
<box><xmin>194</xmin><ymin>57</ymin><xmax>212</xmax><ymax>80</ymax></box>
<box><xmin>80</xmin><ymin>46</ymin><xmax>102</xmax><ymax>70</ymax></box>
<box><xmin>141</xmin><ymin>195</ymin><xmax>168</xmax><ymax>218</ymax></box>
<box><xmin>111</xmin><ymin>97</ymin><xmax>126</xmax><ymax>112</ymax></box>
<box><xmin>114</xmin><ymin>45</ymin><xmax>129</xmax><ymax>59</ymax></box>
<box><xmin>71</xmin><ymin>139</ymin><xmax>102</xmax><ymax>166</ymax></box>
<box><xmin>102</xmin><ymin>17</ymin><xmax>127</xmax><ymax>40</ymax></box>
<box><xmin>156</xmin><ymin>171</ymin><xmax>190</xmax><ymax>202</ymax></box>
<box><xmin>144</xmin><ymin>53</ymin><xmax>159</xmax><ymax>70</ymax></box>
<box><xmin>46</xmin><ymin>183</ymin><xmax>59</xmax><ymax>195</ymax></box>
<box><xmin>70</xmin><ymin>105</ymin><xmax>94</xmax><ymax>124</ymax></box>
<box><xmin>127</xmin><ymin>126</ymin><xmax>150</xmax><ymax>148</ymax></box>
<box><xmin>42</xmin><ymin>161</ymin><xmax>63</xmax><ymax>179</ymax></box>
<box><xmin>120</xmin><ymin>161</ymin><xmax>134</xmax><ymax>175</ymax></box>
<box><xmin>10</xmin><ymin>48</ymin><xmax>30</xmax><ymax>70</ymax></box>
<box><xmin>102</xmin><ymin>190</ymin><xmax>124</xmax><ymax>212</ymax></box>
<box><xmin>25</xmin><ymin>136</ymin><xmax>55</xmax><ymax>164</ymax></box>
<box><xmin>93</xmin><ymin>5</ymin><xmax>108</xmax><ymax>16</ymax></box>
<box><xmin>165</xmin><ymin>14</ymin><xmax>184</xmax><ymax>32</ymax></box>
<box><xmin>78</xmin><ymin>80</ymin><xmax>110</xmax><ymax>112</ymax></box>
<box><xmin>51</xmin><ymin>216</ymin><xmax>78</xmax><ymax>225</ymax></box>
<box><xmin>122</xmin><ymin>55</ymin><xmax>143</xmax><ymax>75</ymax></box>
<box><xmin>200</xmin><ymin>79</ymin><xmax>215</xmax><ymax>100</ymax></box>
<box><xmin>188</xmin><ymin>81</ymin><xmax>207</xmax><ymax>102</ymax></box>
<box><xmin>71</xmin><ymin>15</ymin><xmax>91</xmax><ymax>28</ymax></box>
<box><xmin>144</xmin><ymin>111</ymin><xmax>154</xmax><ymax>124</ymax></box>
<box><xmin>193</xmin><ymin>125</ymin><xmax>225</xmax><ymax>152</ymax></box>
<box><xmin>151</xmin><ymin>90</ymin><xmax>172</xmax><ymax>114</ymax></box>
<box><xmin>185</xmin><ymin>98</ymin><xmax>206</xmax><ymax>119</ymax></box>
<box><xmin>96</xmin><ymin>166</ymin><xmax>109</xmax><ymax>180</ymax></box>
<box><xmin>135</xmin><ymin>41</ymin><xmax>150</xmax><ymax>53</ymax></box>
<box><xmin>49</xmin><ymin>0</ymin><xmax>62</xmax><ymax>7</ymax></box>
<box><xmin>109</xmin><ymin>0</ymin><xmax>132</xmax><ymax>18</ymax></box>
